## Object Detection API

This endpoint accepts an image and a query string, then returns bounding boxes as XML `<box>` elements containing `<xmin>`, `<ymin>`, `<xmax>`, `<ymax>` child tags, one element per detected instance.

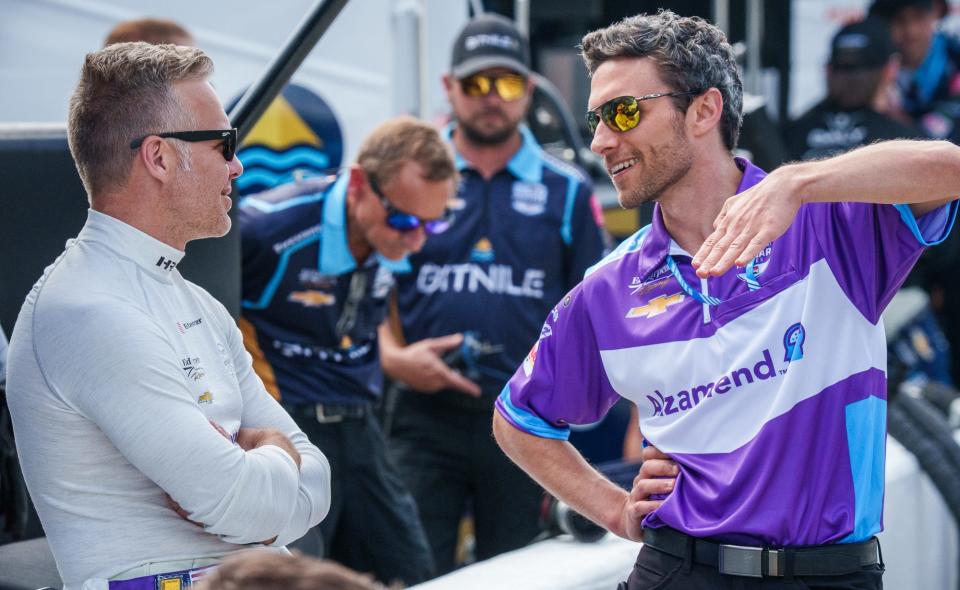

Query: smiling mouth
<box><xmin>608</xmin><ymin>158</ymin><xmax>639</xmax><ymax>176</ymax></box>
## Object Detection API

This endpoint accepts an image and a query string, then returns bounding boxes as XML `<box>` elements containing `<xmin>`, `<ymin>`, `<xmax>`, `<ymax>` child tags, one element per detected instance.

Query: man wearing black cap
<box><xmin>786</xmin><ymin>16</ymin><xmax>922</xmax><ymax>161</ymax></box>
<box><xmin>379</xmin><ymin>12</ymin><xmax>607</xmax><ymax>574</ymax></box>
<box><xmin>870</xmin><ymin>0</ymin><xmax>960</xmax><ymax>139</ymax></box>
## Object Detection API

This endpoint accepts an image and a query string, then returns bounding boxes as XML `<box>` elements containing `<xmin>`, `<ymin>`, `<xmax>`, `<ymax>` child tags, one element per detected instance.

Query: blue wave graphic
<box><xmin>237</xmin><ymin>169</ymin><xmax>331</xmax><ymax>194</ymax></box>
<box><xmin>238</xmin><ymin>145</ymin><xmax>331</xmax><ymax>171</ymax></box>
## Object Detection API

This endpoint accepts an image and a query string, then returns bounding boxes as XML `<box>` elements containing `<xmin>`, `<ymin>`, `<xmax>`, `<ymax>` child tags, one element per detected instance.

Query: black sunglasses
<box><xmin>368</xmin><ymin>176</ymin><xmax>452</xmax><ymax>236</ymax></box>
<box><xmin>130</xmin><ymin>128</ymin><xmax>238</xmax><ymax>161</ymax></box>
<box><xmin>585</xmin><ymin>90</ymin><xmax>704</xmax><ymax>135</ymax></box>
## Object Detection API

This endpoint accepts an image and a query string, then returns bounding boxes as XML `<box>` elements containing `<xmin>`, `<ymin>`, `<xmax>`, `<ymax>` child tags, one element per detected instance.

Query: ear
<box><xmin>346</xmin><ymin>165</ymin><xmax>367</xmax><ymax>206</ymax></box>
<box><xmin>137</xmin><ymin>136</ymin><xmax>178</xmax><ymax>183</ymax></box>
<box><xmin>137</xmin><ymin>135</ymin><xmax>179</xmax><ymax>182</ymax></box>
<box><xmin>687</xmin><ymin>87</ymin><xmax>724</xmax><ymax>141</ymax></box>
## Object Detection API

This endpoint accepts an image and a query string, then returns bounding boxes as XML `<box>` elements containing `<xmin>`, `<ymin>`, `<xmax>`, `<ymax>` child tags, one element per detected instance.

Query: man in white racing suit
<box><xmin>5</xmin><ymin>42</ymin><xmax>331</xmax><ymax>590</ymax></box>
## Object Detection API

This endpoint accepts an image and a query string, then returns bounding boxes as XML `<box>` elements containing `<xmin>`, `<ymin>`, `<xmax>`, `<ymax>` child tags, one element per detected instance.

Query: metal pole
<box><xmin>713</xmin><ymin>0</ymin><xmax>729</xmax><ymax>36</ymax></box>
<box><xmin>229</xmin><ymin>0</ymin><xmax>350</xmax><ymax>142</ymax></box>
<box><xmin>515</xmin><ymin>0</ymin><xmax>530</xmax><ymax>37</ymax></box>
<box><xmin>531</xmin><ymin>73</ymin><xmax>590</xmax><ymax>170</ymax></box>
<box><xmin>746</xmin><ymin>0</ymin><xmax>763</xmax><ymax>95</ymax></box>
<box><xmin>468</xmin><ymin>0</ymin><xmax>484</xmax><ymax>17</ymax></box>
<box><xmin>418</xmin><ymin>0</ymin><xmax>429</xmax><ymax>120</ymax></box>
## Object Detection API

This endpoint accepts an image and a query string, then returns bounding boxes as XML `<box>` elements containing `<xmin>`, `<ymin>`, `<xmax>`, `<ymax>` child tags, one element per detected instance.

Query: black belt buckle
<box><xmin>718</xmin><ymin>544</ymin><xmax>775</xmax><ymax>578</ymax></box>
<box><xmin>312</xmin><ymin>403</ymin><xmax>369</xmax><ymax>423</ymax></box>
<box><xmin>314</xmin><ymin>403</ymin><xmax>346</xmax><ymax>424</ymax></box>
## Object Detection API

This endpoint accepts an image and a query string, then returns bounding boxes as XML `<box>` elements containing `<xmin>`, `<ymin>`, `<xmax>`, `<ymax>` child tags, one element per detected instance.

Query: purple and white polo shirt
<box><xmin>496</xmin><ymin>158</ymin><xmax>957</xmax><ymax>547</ymax></box>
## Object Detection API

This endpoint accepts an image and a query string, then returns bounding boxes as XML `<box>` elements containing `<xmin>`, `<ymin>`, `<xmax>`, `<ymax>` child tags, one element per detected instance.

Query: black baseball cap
<box><xmin>829</xmin><ymin>17</ymin><xmax>897</xmax><ymax>70</ymax></box>
<box><xmin>450</xmin><ymin>13</ymin><xmax>531</xmax><ymax>79</ymax></box>
<box><xmin>870</xmin><ymin>0</ymin><xmax>938</xmax><ymax>19</ymax></box>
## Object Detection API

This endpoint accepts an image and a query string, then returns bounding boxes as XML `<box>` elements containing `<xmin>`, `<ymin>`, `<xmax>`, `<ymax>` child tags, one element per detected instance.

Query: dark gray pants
<box><xmin>388</xmin><ymin>392</ymin><xmax>544</xmax><ymax>575</ymax></box>
<box><xmin>290</xmin><ymin>410</ymin><xmax>434</xmax><ymax>586</ymax></box>
<box><xmin>623</xmin><ymin>544</ymin><xmax>884</xmax><ymax>590</ymax></box>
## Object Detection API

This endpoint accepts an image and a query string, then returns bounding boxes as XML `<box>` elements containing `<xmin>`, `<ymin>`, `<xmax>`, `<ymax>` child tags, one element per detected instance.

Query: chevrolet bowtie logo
<box><xmin>288</xmin><ymin>290</ymin><xmax>336</xmax><ymax>307</ymax></box>
<box><xmin>626</xmin><ymin>293</ymin><xmax>685</xmax><ymax>319</ymax></box>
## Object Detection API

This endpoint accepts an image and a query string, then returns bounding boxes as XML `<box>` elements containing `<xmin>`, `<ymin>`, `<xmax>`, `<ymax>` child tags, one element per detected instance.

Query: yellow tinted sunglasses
<box><xmin>459</xmin><ymin>73</ymin><xmax>528</xmax><ymax>102</ymax></box>
<box><xmin>585</xmin><ymin>90</ymin><xmax>703</xmax><ymax>135</ymax></box>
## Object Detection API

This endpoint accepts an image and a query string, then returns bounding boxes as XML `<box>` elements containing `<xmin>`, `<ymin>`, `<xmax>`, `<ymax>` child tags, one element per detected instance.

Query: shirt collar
<box><xmin>319</xmin><ymin>173</ymin><xmax>411</xmax><ymax>276</ymax></box>
<box><xmin>443</xmin><ymin>123</ymin><xmax>542</xmax><ymax>183</ymax></box>
<box><xmin>77</xmin><ymin>209</ymin><xmax>185</xmax><ymax>283</ymax></box>
<box><xmin>636</xmin><ymin>157</ymin><xmax>767</xmax><ymax>280</ymax></box>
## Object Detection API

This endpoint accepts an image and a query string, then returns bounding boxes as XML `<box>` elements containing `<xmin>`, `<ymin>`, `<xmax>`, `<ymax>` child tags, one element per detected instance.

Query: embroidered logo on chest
<box><xmin>298</xmin><ymin>267</ymin><xmax>337</xmax><ymax>289</ymax></box>
<box><xmin>372</xmin><ymin>266</ymin><xmax>396</xmax><ymax>298</ymax></box>
<box><xmin>288</xmin><ymin>290</ymin><xmax>336</xmax><ymax>307</ymax></box>
<box><xmin>471</xmin><ymin>237</ymin><xmax>495</xmax><ymax>262</ymax></box>
<box><xmin>736</xmin><ymin>243</ymin><xmax>773</xmax><ymax>291</ymax></box>
<box><xmin>181</xmin><ymin>357</ymin><xmax>206</xmax><ymax>381</ymax></box>
<box><xmin>177</xmin><ymin>317</ymin><xmax>203</xmax><ymax>334</ymax></box>
<box><xmin>511</xmin><ymin>181</ymin><xmax>548</xmax><ymax>216</ymax></box>
<box><xmin>625</xmin><ymin>293</ymin><xmax>685</xmax><ymax>319</ymax></box>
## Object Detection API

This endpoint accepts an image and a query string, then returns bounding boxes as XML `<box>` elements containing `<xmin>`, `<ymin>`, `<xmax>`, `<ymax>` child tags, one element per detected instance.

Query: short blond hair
<box><xmin>356</xmin><ymin>117</ymin><xmax>457</xmax><ymax>187</ymax></box>
<box><xmin>67</xmin><ymin>42</ymin><xmax>213</xmax><ymax>196</ymax></box>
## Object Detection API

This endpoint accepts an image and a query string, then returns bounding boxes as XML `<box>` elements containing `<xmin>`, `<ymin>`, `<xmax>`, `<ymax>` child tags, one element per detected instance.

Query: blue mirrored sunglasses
<box><xmin>368</xmin><ymin>176</ymin><xmax>452</xmax><ymax>235</ymax></box>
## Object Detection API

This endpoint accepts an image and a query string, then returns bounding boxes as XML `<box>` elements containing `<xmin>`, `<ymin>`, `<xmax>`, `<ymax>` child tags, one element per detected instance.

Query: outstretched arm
<box><xmin>693</xmin><ymin>139</ymin><xmax>960</xmax><ymax>277</ymax></box>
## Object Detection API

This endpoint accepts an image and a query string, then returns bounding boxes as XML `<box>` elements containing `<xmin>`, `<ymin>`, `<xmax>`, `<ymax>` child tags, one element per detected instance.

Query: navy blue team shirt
<box><xmin>239</xmin><ymin>174</ymin><xmax>409</xmax><ymax>407</ymax></box>
<box><xmin>395</xmin><ymin>126</ymin><xmax>608</xmax><ymax>398</ymax></box>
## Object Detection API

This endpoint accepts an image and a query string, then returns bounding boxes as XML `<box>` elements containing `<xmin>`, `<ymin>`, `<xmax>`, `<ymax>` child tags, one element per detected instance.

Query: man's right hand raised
<box><xmin>382</xmin><ymin>333</ymin><xmax>482</xmax><ymax>398</ymax></box>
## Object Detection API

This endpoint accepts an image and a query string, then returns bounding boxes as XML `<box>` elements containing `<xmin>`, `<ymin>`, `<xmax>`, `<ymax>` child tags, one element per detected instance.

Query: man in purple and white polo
<box><xmin>493</xmin><ymin>11</ymin><xmax>960</xmax><ymax>590</ymax></box>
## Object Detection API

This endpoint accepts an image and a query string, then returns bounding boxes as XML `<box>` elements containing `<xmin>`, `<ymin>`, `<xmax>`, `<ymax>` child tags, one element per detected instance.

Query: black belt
<box><xmin>283</xmin><ymin>402</ymin><xmax>371</xmax><ymax>424</ymax></box>
<box><xmin>643</xmin><ymin>527</ymin><xmax>881</xmax><ymax>578</ymax></box>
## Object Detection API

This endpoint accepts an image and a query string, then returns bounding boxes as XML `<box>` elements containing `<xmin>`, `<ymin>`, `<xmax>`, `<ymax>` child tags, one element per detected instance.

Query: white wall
<box><xmin>0</xmin><ymin>0</ymin><xmax>466</xmax><ymax>162</ymax></box>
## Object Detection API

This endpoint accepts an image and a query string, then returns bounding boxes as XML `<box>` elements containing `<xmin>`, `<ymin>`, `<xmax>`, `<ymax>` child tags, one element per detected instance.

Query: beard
<box><xmin>166</xmin><ymin>171</ymin><xmax>231</xmax><ymax>245</ymax></box>
<box><xmin>456</xmin><ymin>109</ymin><xmax>520</xmax><ymax>146</ymax></box>
<box><xmin>617</xmin><ymin>120</ymin><xmax>694</xmax><ymax>209</ymax></box>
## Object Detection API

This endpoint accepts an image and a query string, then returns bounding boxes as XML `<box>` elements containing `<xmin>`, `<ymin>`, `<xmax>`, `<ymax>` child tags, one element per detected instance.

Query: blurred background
<box><xmin>4</xmin><ymin>1</ymin><xmax>960</xmax><ymax>589</ymax></box>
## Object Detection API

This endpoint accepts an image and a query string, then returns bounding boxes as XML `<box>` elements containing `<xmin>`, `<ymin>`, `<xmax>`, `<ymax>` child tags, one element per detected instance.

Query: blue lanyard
<box><xmin>665</xmin><ymin>255</ymin><xmax>722</xmax><ymax>306</ymax></box>
<box><xmin>665</xmin><ymin>253</ymin><xmax>762</xmax><ymax>306</ymax></box>
<box><xmin>742</xmin><ymin>259</ymin><xmax>762</xmax><ymax>292</ymax></box>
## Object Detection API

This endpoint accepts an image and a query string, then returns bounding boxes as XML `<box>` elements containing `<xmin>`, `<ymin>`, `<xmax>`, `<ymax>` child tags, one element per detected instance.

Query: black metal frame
<box><xmin>229</xmin><ymin>0</ymin><xmax>350</xmax><ymax>142</ymax></box>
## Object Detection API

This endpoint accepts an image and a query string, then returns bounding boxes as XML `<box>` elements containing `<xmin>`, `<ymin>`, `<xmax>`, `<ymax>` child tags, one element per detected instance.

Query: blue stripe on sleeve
<box><xmin>241</xmin><ymin>234</ymin><xmax>322</xmax><ymax>310</ymax></box>
<box><xmin>559</xmin><ymin>178</ymin><xmax>579</xmax><ymax>246</ymax></box>
<box><xmin>497</xmin><ymin>386</ymin><xmax>570</xmax><ymax>440</ymax></box>
<box><xmin>893</xmin><ymin>201</ymin><xmax>958</xmax><ymax>246</ymax></box>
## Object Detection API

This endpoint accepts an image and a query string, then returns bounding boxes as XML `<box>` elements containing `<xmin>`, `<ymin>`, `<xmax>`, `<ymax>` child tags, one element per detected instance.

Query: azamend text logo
<box><xmin>647</xmin><ymin>349</ymin><xmax>783</xmax><ymax>417</ymax></box>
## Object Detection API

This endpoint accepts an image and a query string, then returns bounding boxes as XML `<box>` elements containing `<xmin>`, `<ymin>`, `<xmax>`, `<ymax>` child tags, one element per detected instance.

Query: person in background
<box><xmin>871</xmin><ymin>0</ymin><xmax>959</xmax><ymax>139</ymax></box>
<box><xmin>239</xmin><ymin>117</ymin><xmax>454</xmax><ymax>585</ymax></box>
<box><xmin>104</xmin><ymin>17</ymin><xmax>196</xmax><ymax>47</ymax></box>
<box><xmin>196</xmin><ymin>551</ymin><xmax>390</xmax><ymax>590</ymax></box>
<box><xmin>6</xmin><ymin>42</ymin><xmax>331</xmax><ymax>589</ymax></box>
<box><xmin>378</xmin><ymin>13</ymin><xmax>608</xmax><ymax>575</ymax></box>
<box><xmin>871</xmin><ymin>0</ymin><xmax>960</xmax><ymax>384</ymax></box>
<box><xmin>786</xmin><ymin>16</ymin><xmax>922</xmax><ymax>161</ymax></box>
